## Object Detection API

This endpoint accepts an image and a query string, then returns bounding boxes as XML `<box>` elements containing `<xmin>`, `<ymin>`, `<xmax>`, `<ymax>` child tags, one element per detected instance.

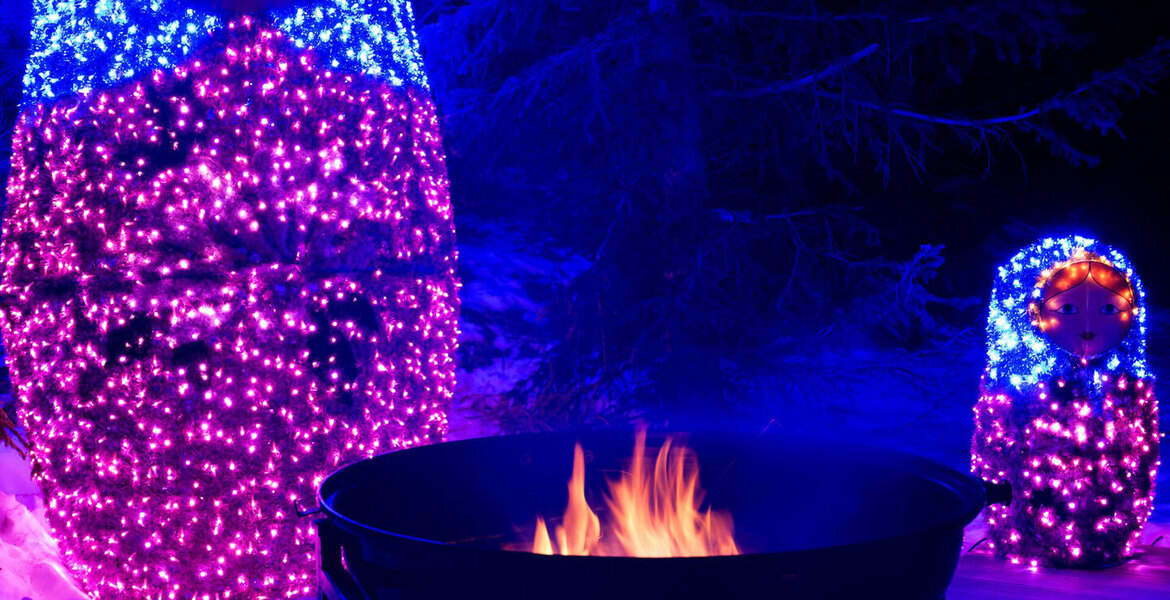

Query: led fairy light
<box><xmin>273</xmin><ymin>0</ymin><xmax>429</xmax><ymax>88</ymax></box>
<box><xmin>22</xmin><ymin>0</ymin><xmax>220</xmax><ymax>101</ymax></box>
<box><xmin>2</xmin><ymin>5</ymin><xmax>457</xmax><ymax>600</ymax></box>
<box><xmin>972</xmin><ymin>236</ymin><xmax>1158</xmax><ymax>568</ymax></box>
<box><xmin>984</xmin><ymin>235</ymin><xmax>1149</xmax><ymax>389</ymax></box>
<box><xmin>22</xmin><ymin>0</ymin><xmax>428</xmax><ymax>104</ymax></box>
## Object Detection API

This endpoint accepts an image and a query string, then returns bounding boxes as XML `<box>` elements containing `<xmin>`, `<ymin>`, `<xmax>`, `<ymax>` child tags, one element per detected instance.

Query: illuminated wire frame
<box><xmin>21</xmin><ymin>0</ymin><xmax>428</xmax><ymax>103</ymax></box>
<box><xmin>972</xmin><ymin>236</ymin><xmax>1158</xmax><ymax>568</ymax></box>
<box><xmin>1</xmin><ymin>3</ymin><xmax>456</xmax><ymax>599</ymax></box>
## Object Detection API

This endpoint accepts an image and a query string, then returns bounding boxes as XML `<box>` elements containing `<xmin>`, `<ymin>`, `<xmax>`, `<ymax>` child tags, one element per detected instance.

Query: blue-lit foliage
<box><xmin>420</xmin><ymin>2</ymin><xmax>1170</xmax><ymax>432</ymax></box>
<box><xmin>21</xmin><ymin>0</ymin><xmax>427</xmax><ymax>104</ymax></box>
<box><xmin>985</xmin><ymin>235</ymin><xmax>1148</xmax><ymax>390</ymax></box>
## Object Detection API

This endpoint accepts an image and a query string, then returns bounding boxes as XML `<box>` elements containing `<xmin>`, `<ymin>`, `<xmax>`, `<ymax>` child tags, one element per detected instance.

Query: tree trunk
<box><xmin>638</xmin><ymin>1</ymin><xmax>720</xmax><ymax>420</ymax></box>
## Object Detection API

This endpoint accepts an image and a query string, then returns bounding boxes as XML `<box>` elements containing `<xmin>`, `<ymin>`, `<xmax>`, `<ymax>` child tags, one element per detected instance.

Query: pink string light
<box><xmin>973</xmin><ymin>376</ymin><xmax>1158</xmax><ymax>566</ymax></box>
<box><xmin>0</xmin><ymin>18</ymin><xmax>458</xmax><ymax>598</ymax></box>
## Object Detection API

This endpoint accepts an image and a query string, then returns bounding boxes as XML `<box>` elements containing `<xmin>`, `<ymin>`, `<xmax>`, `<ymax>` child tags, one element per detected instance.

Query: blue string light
<box><xmin>985</xmin><ymin>235</ymin><xmax>1149</xmax><ymax>391</ymax></box>
<box><xmin>273</xmin><ymin>0</ymin><xmax>428</xmax><ymax>89</ymax></box>
<box><xmin>21</xmin><ymin>0</ymin><xmax>429</xmax><ymax>105</ymax></box>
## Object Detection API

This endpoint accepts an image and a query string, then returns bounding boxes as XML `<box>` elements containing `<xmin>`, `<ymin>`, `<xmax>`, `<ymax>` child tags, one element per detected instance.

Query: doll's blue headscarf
<box><xmin>985</xmin><ymin>235</ymin><xmax>1149</xmax><ymax>391</ymax></box>
<box><xmin>21</xmin><ymin>0</ymin><xmax>428</xmax><ymax>106</ymax></box>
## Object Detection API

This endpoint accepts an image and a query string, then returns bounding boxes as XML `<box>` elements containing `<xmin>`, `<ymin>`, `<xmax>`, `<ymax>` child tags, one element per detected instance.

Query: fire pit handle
<box><xmin>317</xmin><ymin>517</ymin><xmax>375</xmax><ymax>600</ymax></box>
<box><xmin>982</xmin><ymin>480</ymin><xmax>1012</xmax><ymax>506</ymax></box>
<box><xmin>295</xmin><ymin>500</ymin><xmax>323</xmax><ymax>518</ymax></box>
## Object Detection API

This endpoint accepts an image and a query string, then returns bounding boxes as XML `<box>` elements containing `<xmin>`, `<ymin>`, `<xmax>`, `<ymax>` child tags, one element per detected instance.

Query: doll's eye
<box><xmin>1100</xmin><ymin>304</ymin><xmax>1121</xmax><ymax>315</ymax></box>
<box><xmin>1056</xmin><ymin>304</ymin><xmax>1078</xmax><ymax>315</ymax></box>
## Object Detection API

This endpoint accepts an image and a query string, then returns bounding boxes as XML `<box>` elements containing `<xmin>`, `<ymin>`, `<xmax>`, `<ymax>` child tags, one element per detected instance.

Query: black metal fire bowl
<box><xmin>316</xmin><ymin>430</ymin><xmax>993</xmax><ymax>600</ymax></box>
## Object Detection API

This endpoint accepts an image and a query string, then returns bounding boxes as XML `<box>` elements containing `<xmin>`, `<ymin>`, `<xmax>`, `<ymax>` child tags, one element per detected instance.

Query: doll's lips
<box><xmin>1080</xmin><ymin>332</ymin><xmax>1097</xmax><ymax>341</ymax></box>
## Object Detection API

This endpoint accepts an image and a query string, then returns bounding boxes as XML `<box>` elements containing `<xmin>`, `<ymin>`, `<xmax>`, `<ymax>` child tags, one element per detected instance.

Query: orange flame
<box><xmin>532</xmin><ymin>431</ymin><xmax>739</xmax><ymax>557</ymax></box>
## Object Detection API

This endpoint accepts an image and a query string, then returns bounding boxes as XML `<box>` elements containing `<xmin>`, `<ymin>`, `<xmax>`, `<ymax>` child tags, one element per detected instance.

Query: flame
<box><xmin>532</xmin><ymin>431</ymin><xmax>739</xmax><ymax>557</ymax></box>
<box><xmin>534</xmin><ymin>441</ymin><xmax>601</xmax><ymax>556</ymax></box>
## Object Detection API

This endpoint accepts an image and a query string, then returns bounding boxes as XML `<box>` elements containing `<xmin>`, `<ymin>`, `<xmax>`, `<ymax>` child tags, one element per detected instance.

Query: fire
<box><xmin>532</xmin><ymin>431</ymin><xmax>740</xmax><ymax>557</ymax></box>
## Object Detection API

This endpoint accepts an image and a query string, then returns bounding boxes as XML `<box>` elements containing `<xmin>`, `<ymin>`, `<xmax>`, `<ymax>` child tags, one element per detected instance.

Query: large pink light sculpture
<box><xmin>0</xmin><ymin>16</ymin><xmax>458</xmax><ymax>599</ymax></box>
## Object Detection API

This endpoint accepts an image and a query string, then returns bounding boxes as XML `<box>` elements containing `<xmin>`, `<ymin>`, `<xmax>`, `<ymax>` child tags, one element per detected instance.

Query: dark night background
<box><xmin>1</xmin><ymin>1</ymin><xmax>1169</xmax><ymax>466</ymax></box>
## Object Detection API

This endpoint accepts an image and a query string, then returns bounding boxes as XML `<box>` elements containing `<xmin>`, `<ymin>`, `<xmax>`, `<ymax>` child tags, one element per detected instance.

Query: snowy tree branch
<box><xmin>815</xmin><ymin>37</ymin><xmax>1170</xmax><ymax>132</ymax></box>
<box><xmin>815</xmin><ymin>92</ymin><xmax>1040</xmax><ymax>127</ymax></box>
<box><xmin>711</xmin><ymin>44</ymin><xmax>880</xmax><ymax>98</ymax></box>
<box><xmin>723</xmin><ymin>9</ymin><xmax>932</xmax><ymax>24</ymax></box>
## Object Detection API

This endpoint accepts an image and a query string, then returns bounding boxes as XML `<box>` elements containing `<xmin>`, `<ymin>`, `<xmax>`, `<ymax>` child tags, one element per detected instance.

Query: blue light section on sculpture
<box><xmin>23</xmin><ymin>0</ymin><xmax>219</xmax><ymax>102</ymax></box>
<box><xmin>273</xmin><ymin>0</ymin><xmax>428</xmax><ymax>89</ymax></box>
<box><xmin>21</xmin><ymin>0</ymin><xmax>428</xmax><ymax>105</ymax></box>
<box><xmin>985</xmin><ymin>235</ymin><xmax>1149</xmax><ymax>390</ymax></box>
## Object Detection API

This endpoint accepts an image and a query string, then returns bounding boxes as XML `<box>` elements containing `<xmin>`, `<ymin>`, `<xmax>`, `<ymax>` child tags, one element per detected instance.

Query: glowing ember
<box><xmin>533</xmin><ymin>432</ymin><xmax>740</xmax><ymax>557</ymax></box>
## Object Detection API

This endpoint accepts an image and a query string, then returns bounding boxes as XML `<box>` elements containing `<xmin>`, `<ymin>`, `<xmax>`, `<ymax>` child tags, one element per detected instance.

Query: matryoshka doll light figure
<box><xmin>972</xmin><ymin>236</ymin><xmax>1159</xmax><ymax>568</ymax></box>
<box><xmin>0</xmin><ymin>0</ymin><xmax>458</xmax><ymax>597</ymax></box>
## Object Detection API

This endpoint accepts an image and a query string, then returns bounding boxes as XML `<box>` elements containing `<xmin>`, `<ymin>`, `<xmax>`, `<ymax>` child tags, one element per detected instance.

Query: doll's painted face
<box><xmin>1038</xmin><ymin>261</ymin><xmax>1134</xmax><ymax>358</ymax></box>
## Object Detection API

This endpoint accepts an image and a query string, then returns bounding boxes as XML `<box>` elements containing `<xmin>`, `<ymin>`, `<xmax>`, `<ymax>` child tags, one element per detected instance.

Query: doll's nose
<box><xmin>1079</xmin><ymin>332</ymin><xmax>1096</xmax><ymax>341</ymax></box>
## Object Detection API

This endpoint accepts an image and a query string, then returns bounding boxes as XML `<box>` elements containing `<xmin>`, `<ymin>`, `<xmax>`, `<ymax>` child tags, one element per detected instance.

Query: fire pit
<box><xmin>315</xmin><ymin>430</ymin><xmax>1001</xmax><ymax>599</ymax></box>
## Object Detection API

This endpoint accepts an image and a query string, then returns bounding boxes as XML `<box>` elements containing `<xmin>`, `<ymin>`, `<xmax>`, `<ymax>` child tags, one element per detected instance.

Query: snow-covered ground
<box><xmin>0</xmin><ymin>447</ymin><xmax>87</xmax><ymax>599</ymax></box>
<box><xmin>447</xmin><ymin>217</ymin><xmax>591</xmax><ymax>440</ymax></box>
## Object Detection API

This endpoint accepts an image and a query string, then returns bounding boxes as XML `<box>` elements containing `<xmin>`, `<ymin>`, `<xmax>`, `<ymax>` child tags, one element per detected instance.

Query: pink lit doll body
<box><xmin>0</xmin><ymin>0</ymin><xmax>458</xmax><ymax>597</ymax></box>
<box><xmin>972</xmin><ymin>237</ymin><xmax>1158</xmax><ymax>567</ymax></box>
